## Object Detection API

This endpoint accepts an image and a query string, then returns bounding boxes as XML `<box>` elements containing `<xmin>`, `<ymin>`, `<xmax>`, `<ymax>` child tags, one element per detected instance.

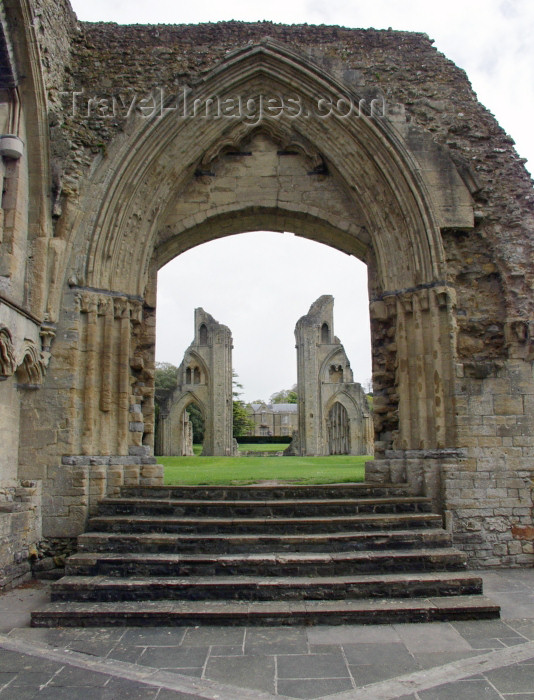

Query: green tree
<box><xmin>270</xmin><ymin>385</ymin><xmax>298</xmax><ymax>404</ymax></box>
<box><xmin>154</xmin><ymin>362</ymin><xmax>179</xmax><ymax>450</ymax></box>
<box><xmin>232</xmin><ymin>370</ymin><xmax>255</xmax><ymax>438</ymax></box>
<box><xmin>233</xmin><ymin>400</ymin><xmax>254</xmax><ymax>438</ymax></box>
<box><xmin>186</xmin><ymin>402</ymin><xmax>204</xmax><ymax>443</ymax></box>
<box><xmin>154</xmin><ymin>362</ymin><xmax>178</xmax><ymax>391</ymax></box>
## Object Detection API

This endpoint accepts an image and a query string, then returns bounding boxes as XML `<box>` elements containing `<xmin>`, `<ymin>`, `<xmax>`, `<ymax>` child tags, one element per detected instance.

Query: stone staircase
<box><xmin>31</xmin><ymin>483</ymin><xmax>500</xmax><ymax>626</ymax></box>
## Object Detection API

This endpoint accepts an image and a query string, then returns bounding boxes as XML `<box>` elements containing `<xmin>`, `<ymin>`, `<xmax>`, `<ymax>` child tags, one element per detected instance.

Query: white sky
<box><xmin>70</xmin><ymin>0</ymin><xmax>534</xmax><ymax>402</ymax></box>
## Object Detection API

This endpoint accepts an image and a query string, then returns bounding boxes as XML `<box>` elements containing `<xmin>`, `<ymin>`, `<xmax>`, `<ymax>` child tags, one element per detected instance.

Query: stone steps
<box><xmin>119</xmin><ymin>484</ymin><xmax>410</xmax><ymax>500</ymax></box>
<box><xmin>31</xmin><ymin>482</ymin><xmax>500</xmax><ymax>627</ymax></box>
<box><xmin>64</xmin><ymin>548</ymin><xmax>468</xmax><ymax>577</ymax></box>
<box><xmin>77</xmin><ymin>528</ymin><xmax>453</xmax><ymax>553</ymax></box>
<box><xmin>31</xmin><ymin>595</ymin><xmax>500</xmax><ymax>627</ymax></box>
<box><xmin>87</xmin><ymin>512</ymin><xmax>444</xmax><ymax>534</ymax></box>
<box><xmin>51</xmin><ymin>572</ymin><xmax>484</xmax><ymax>602</ymax></box>
<box><xmin>97</xmin><ymin>495</ymin><xmax>434</xmax><ymax>518</ymax></box>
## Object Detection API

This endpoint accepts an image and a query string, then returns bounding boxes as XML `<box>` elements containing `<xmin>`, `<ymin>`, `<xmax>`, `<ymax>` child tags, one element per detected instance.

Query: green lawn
<box><xmin>237</xmin><ymin>443</ymin><xmax>289</xmax><ymax>452</ymax></box>
<box><xmin>157</xmin><ymin>454</ymin><xmax>371</xmax><ymax>485</ymax></box>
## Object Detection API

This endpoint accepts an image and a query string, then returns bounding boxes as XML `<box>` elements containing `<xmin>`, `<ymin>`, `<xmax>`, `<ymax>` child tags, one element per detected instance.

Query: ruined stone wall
<box><xmin>0</xmin><ymin>480</ymin><xmax>41</xmax><ymax>590</ymax></box>
<box><xmin>295</xmin><ymin>296</ymin><xmax>374</xmax><ymax>456</ymax></box>
<box><xmin>159</xmin><ymin>308</ymin><xmax>235</xmax><ymax>457</ymax></box>
<box><xmin>53</xmin><ymin>19</ymin><xmax>533</xmax><ymax>286</ymax></box>
<box><xmin>0</xmin><ymin>1</ymin><xmax>59</xmax><ymax>589</ymax></box>
<box><xmin>0</xmin><ymin>1</ymin><xmax>533</xmax><ymax>572</ymax></box>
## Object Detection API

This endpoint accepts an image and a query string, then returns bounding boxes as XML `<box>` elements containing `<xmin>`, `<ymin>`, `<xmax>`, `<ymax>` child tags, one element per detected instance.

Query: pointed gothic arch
<box><xmin>64</xmin><ymin>39</ymin><xmax>472</xmax><ymax>304</ymax></box>
<box><xmin>159</xmin><ymin>390</ymin><xmax>208</xmax><ymax>457</ymax></box>
<box><xmin>52</xmin><ymin>37</ymin><xmax>475</xmax><ymax>473</ymax></box>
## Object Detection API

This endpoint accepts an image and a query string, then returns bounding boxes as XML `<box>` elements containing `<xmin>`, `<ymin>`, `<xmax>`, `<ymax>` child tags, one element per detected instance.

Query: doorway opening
<box><xmin>155</xmin><ymin>230</ymin><xmax>372</xmax><ymax>457</ymax></box>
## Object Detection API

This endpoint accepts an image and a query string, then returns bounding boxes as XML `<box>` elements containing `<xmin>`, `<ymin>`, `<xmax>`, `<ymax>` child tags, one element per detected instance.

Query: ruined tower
<box><xmin>294</xmin><ymin>296</ymin><xmax>373</xmax><ymax>456</ymax></box>
<box><xmin>158</xmin><ymin>308</ymin><xmax>235</xmax><ymax>456</ymax></box>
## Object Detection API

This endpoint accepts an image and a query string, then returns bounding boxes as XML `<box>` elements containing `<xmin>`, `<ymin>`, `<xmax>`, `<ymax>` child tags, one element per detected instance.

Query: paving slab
<box><xmin>392</xmin><ymin>622</ymin><xmax>473</xmax><ymax>653</ymax></box>
<box><xmin>506</xmin><ymin>620</ymin><xmax>534</xmax><ymax>640</ymax></box>
<box><xmin>48</xmin><ymin>665</ymin><xmax>112</xmax><ymax>686</ymax></box>
<box><xmin>485</xmin><ymin>662</ymin><xmax>534</xmax><ymax>693</ymax></box>
<box><xmin>342</xmin><ymin>641</ymin><xmax>419</xmax><ymax>666</ymax></box>
<box><xmin>203</xmin><ymin>654</ymin><xmax>277</xmax><ymax>694</ymax></box>
<box><xmin>417</xmin><ymin>678</ymin><xmax>504</xmax><ymax>700</ymax></box>
<box><xmin>107</xmin><ymin>643</ymin><xmax>146</xmax><ymax>663</ymax></box>
<box><xmin>138</xmin><ymin>646</ymin><xmax>210</xmax><ymax>669</ymax></box>
<box><xmin>307</xmin><ymin>623</ymin><xmax>401</xmax><ymax>645</ymax></box>
<box><xmin>277</xmin><ymin>652</ymin><xmax>350</xmax><ymax>679</ymax></box>
<box><xmin>245</xmin><ymin>626</ymin><xmax>309</xmax><ymax>654</ymax></box>
<box><xmin>181</xmin><ymin>626</ymin><xmax>244</xmax><ymax>646</ymax></box>
<box><xmin>349</xmin><ymin>661</ymin><xmax>422</xmax><ymax>686</ymax></box>
<box><xmin>412</xmin><ymin>650</ymin><xmax>489</xmax><ymax>669</ymax></box>
<box><xmin>208</xmin><ymin>644</ymin><xmax>244</xmax><ymax>656</ymax></box>
<box><xmin>277</xmin><ymin>678</ymin><xmax>354</xmax><ymax>698</ymax></box>
<box><xmin>121</xmin><ymin>628</ymin><xmax>187</xmax><ymax>646</ymax></box>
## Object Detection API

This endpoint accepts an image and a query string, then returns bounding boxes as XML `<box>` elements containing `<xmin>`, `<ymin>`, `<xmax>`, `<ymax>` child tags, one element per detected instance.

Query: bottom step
<box><xmin>31</xmin><ymin>595</ymin><xmax>500</xmax><ymax>627</ymax></box>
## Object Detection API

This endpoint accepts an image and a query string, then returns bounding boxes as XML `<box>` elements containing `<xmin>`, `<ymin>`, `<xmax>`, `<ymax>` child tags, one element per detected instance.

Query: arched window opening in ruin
<box><xmin>327</xmin><ymin>402</ymin><xmax>351</xmax><ymax>455</ymax></box>
<box><xmin>186</xmin><ymin>401</ymin><xmax>205</xmax><ymax>453</ymax></box>
<box><xmin>193</xmin><ymin>367</ymin><xmax>201</xmax><ymax>384</ymax></box>
<box><xmin>185</xmin><ymin>367</ymin><xmax>192</xmax><ymax>384</ymax></box>
<box><xmin>2</xmin><ymin>16</ymin><xmax>530</xmax><ymax>595</ymax></box>
<box><xmin>156</xmin><ymin>231</ymin><xmax>372</xmax><ymax>459</ymax></box>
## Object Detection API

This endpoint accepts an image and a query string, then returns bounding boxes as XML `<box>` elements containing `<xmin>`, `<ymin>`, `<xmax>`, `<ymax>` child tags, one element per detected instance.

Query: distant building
<box><xmin>247</xmin><ymin>403</ymin><xmax>298</xmax><ymax>437</ymax></box>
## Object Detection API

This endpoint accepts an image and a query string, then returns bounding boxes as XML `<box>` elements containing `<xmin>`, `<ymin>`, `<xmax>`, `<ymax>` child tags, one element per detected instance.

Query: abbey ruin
<box><xmin>294</xmin><ymin>295</ymin><xmax>373</xmax><ymax>457</ymax></box>
<box><xmin>156</xmin><ymin>308</ymin><xmax>235</xmax><ymax>457</ymax></box>
<box><xmin>1</xmin><ymin>0</ymin><xmax>534</xmax><ymax>590</ymax></box>
<box><xmin>158</xmin><ymin>297</ymin><xmax>372</xmax><ymax>457</ymax></box>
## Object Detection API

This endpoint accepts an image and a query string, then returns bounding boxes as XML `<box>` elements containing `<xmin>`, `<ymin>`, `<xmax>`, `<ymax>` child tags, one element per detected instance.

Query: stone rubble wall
<box><xmin>43</xmin><ymin>459</ymin><xmax>163</xmax><ymax>537</ymax></box>
<box><xmin>0</xmin><ymin>480</ymin><xmax>41</xmax><ymax>590</ymax></box>
<box><xmin>445</xmin><ymin>359</ymin><xmax>534</xmax><ymax>567</ymax></box>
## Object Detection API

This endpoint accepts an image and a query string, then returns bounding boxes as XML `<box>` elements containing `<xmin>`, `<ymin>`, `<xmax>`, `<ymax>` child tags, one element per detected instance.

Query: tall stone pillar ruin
<box><xmin>294</xmin><ymin>296</ymin><xmax>373</xmax><ymax>456</ymax></box>
<box><xmin>158</xmin><ymin>308</ymin><xmax>235</xmax><ymax>457</ymax></box>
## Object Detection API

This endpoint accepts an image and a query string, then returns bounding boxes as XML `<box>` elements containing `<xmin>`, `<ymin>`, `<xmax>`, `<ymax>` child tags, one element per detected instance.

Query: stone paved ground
<box><xmin>0</xmin><ymin>569</ymin><xmax>533</xmax><ymax>699</ymax></box>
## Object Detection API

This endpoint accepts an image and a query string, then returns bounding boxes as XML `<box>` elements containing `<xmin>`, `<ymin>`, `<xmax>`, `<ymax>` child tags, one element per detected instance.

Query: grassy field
<box><xmin>237</xmin><ymin>443</ymin><xmax>288</xmax><ymax>452</ymax></box>
<box><xmin>157</xmin><ymin>454</ymin><xmax>371</xmax><ymax>485</ymax></box>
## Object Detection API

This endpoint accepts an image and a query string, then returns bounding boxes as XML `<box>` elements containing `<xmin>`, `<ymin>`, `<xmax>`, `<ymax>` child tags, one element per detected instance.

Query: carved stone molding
<box><xmin>0</xmin><ymin>325</ymin><xmax>17</xmax><ymax>379</ymax></box>
<box><xmin>200</xmin><ymin>123</ymin><xmax>325</xmax><ymax>174</ymax></box>
<box><xmin>16</xmin><ymin>340</ymin><xmax>46</xmax><ymax>385</ymax></box>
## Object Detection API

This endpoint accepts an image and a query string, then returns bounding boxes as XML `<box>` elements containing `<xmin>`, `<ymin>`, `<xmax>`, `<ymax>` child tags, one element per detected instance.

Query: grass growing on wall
<box><xmin>157</xmin><ymin>454</ymin><xmax>371</xmax><ymax>485</ymax></box>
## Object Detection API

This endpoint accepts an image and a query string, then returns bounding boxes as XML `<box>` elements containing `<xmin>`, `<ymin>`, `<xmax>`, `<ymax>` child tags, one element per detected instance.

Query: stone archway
<box><xmin>159</xmin><ymin>392</ymin><xmax>206</xmax><ymax>458</ymax></box>
<box><xmin>327</xmin><ymin>402</ymin><xmax>350</xmax><ymax>455</ymax></box>
<box><xmin>2</xmin><ymin>9</ymin><xmax>533</xmax><ymax>581</ymax></box>
<box><xmin>28</xmin><ymin>39</ymin><xmax>486</xmax><ymax>533</ymax></box>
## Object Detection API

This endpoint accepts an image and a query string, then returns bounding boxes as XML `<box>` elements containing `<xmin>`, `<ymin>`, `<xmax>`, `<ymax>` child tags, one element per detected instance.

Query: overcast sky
<box><xmin>70</xmin><ymin>0</ymin><xmax>534</xmax><ymax>402</ymax></box>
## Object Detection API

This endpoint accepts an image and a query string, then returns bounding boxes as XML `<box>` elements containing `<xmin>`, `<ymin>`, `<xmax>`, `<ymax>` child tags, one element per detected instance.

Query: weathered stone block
<box><xmin>493</xmin><ymin>395</ymin><xmax>524</xmax><ymax>416</ymax></box>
